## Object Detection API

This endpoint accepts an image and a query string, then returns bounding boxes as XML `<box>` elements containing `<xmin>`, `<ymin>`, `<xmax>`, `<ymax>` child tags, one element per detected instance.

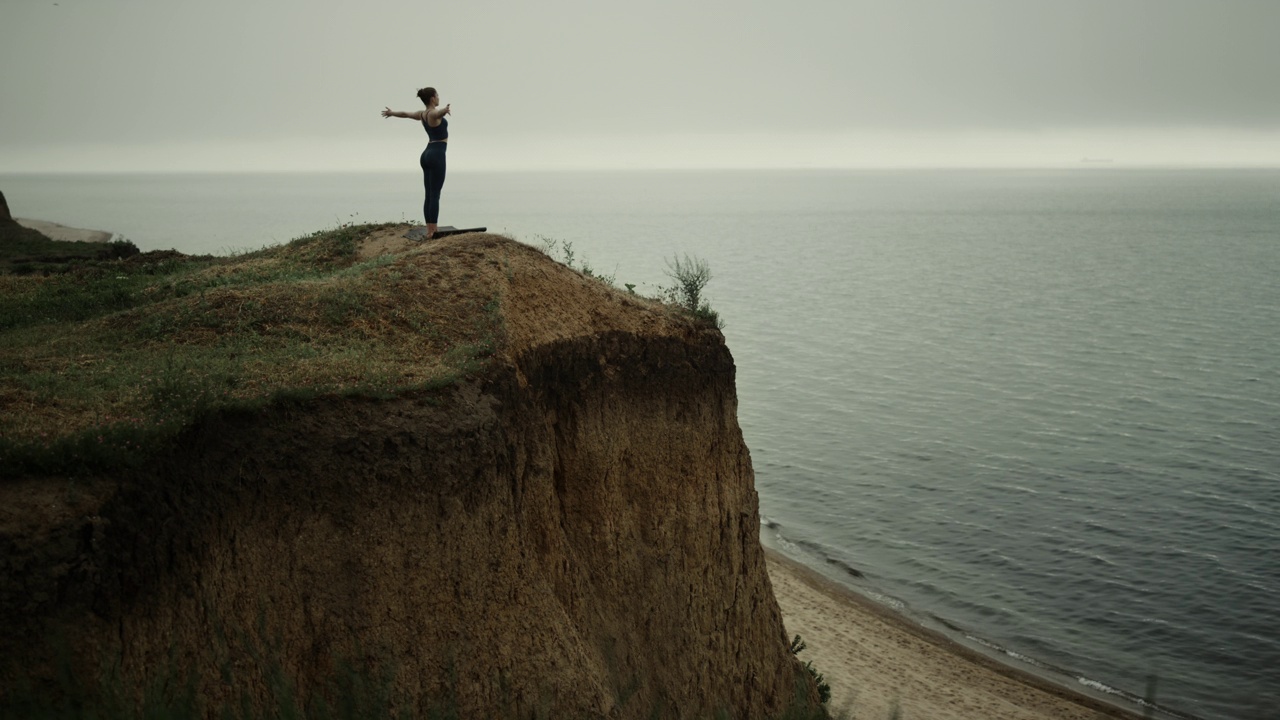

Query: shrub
<box><xmin>790</xmin><ymin>634</ymin><xmax>832</xmax><ymax>706</ymax></box>
<box><xmin>662</xmin><ymin>254</ymin><xmax>724</xmax><ymax>329</ymax></box>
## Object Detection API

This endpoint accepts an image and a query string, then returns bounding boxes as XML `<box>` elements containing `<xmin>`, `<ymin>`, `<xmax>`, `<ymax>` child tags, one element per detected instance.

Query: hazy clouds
<box><xmin>3</xmin><ymin>0</ymin><xmax>1279</xmax><ymax>171</ymax></box>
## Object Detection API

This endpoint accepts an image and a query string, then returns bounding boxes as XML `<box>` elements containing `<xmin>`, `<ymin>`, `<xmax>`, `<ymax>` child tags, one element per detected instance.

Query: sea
<box><xmin>3</xmin><ymin>168</ymin><xmax>1278</xmax><ymax>720</ymax></box>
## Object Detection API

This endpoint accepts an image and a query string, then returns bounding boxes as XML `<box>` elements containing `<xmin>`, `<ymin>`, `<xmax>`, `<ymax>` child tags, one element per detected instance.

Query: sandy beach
<box><xmin>15</xmin><ymin>217</ymin><xmax>113</xmax><ymax>243</ymax></box>
<box><xmin>766</xmin><ymin>550</ymin><xmax>1145</xmax><ymax>720</ymax></box>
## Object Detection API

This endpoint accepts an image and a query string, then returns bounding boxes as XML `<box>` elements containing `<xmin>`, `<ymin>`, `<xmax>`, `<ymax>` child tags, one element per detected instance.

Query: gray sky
<box><xmin>3</xmin><ymin>0</ymin><xmax>1279</xmax><ymax>171</ymax></box>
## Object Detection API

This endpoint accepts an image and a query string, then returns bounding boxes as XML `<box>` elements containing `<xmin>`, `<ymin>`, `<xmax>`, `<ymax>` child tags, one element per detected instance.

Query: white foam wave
<box><xmin>1076</xmin><ymin>677</ymin><xmax>1119</xmax><ymax>694</ymax></box>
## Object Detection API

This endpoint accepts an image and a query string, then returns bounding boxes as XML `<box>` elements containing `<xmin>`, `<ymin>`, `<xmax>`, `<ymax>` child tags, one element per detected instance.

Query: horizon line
<box><xmin>5</xmin><ymin>163</ymin><xmax>1280</xmax><ymax>176</ymax></box>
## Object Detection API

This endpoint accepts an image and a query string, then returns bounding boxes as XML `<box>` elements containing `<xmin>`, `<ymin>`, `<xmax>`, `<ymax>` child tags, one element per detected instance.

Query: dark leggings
<box><xmin>420</xmin><ymin>142</ymin><xmax>447</xmax><ymax>224</ymax></box>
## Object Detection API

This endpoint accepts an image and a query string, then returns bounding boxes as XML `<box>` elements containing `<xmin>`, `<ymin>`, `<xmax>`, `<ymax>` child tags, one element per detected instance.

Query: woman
<box><xmin>382</xmin><ymin>87</ymin><xmax>451</xmax><ymax>238</ymax></box>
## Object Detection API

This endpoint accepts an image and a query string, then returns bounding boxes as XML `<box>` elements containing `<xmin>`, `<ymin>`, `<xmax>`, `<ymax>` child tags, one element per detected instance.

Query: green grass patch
<box><xmin>0</xmin><ymin>223</ymin><xmax>504</xmax><ymax>478</ymax></box>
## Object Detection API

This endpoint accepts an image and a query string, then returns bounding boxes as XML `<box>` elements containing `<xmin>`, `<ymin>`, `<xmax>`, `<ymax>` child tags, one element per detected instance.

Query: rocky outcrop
<box><xmin>0</xmin><ymin>235</ymin><xmax>819</xmax><ymax>718</ymax></box>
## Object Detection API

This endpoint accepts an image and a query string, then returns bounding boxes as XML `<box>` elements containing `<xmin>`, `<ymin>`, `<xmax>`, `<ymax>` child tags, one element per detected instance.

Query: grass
<box><xmin>529</xmin><ymin>237</ymin><xmax>721</xmax><ymax>329</ymax></box>
<box><xmin>661</xmin><ymin>254</ymin><xmax>723</xmax><ymax>330</ymax></box>
<box><xmin>0</xmin><ymin>220</ymin><xmax>726</xmax><ymax>480</ymax></box>
<box><xmin>0</xmin><ymin>219</ymin><xmax>140</xmax><ymax>274</ymax></box>
<box><xmin>0</xmin><ymin>223</ymin><xmax>503</xmax><ymax>477</ymax></box>
<box><xmin>789</xmin><ymin>635</ymin><xmax>832</xmax><ymax>706</ymax></box>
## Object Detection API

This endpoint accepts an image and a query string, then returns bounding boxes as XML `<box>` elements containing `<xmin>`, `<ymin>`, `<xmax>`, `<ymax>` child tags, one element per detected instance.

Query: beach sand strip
<box><xmin>15</xmin><ymin>218</ymin><xmax>113</xmax><ymax>243</ymax></box>
<box><xmin>766</xmin><ymin>550</ymin><xmax>1144</xmax><ymax>720</ymax></box>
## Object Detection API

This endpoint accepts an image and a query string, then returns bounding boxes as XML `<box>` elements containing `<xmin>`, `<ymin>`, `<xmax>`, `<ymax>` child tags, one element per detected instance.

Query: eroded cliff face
<box><xmin>0</xmin><ymin>235</ymin><xmax>817</xmax><ymax>718</ymax></box>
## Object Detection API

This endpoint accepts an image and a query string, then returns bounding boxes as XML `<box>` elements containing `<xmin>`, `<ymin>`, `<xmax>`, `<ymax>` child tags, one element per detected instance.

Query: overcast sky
<box><xmin>3</xmin><ymin>0</ymin><xmax>1279</xmax><ymax>171</ymax></box>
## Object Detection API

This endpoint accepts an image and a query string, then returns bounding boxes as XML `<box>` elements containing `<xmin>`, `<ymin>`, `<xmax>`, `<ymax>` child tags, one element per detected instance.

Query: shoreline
<box><xmin>14</xmin><ymin>217</ymin><xmax>114</xmax><ymax>243</ymax></box>
<box><xmin>765</xmin><ymin>548</ymin><xmax>1152</xmax><ymax>720</ymax></box>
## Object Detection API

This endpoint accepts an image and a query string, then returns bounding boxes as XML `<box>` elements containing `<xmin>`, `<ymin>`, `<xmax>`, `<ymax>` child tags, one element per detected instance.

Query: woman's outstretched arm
<box><xmin>382</xmin><ymin>107</ymin><xmax>426</xmax><ymax>120</ymax></box>
<box><xmin>426</xmin><ymin>104</ymin><xmax>451</xmax><ymax>122</ymax></box>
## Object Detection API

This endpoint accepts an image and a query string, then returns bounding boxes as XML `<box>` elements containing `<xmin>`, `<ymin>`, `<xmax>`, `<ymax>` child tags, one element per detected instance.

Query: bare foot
<box><xmin>426</xmin><ymin>223</ymin><xmax>438</xmax><ymax>239</ymax></box>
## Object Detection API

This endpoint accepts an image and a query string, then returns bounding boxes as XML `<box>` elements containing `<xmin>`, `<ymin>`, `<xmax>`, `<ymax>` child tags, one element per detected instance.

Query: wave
<box><xmin>962</xmin><ymin>635</ymin><xmax>1203</xmax><ymax>720</ymax></box>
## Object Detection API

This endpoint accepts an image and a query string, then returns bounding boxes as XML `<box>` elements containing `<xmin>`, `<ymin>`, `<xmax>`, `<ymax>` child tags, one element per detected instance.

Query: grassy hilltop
<box><xmin>0</xmin><ymin>224</ymin><xmax>504</xmax><ymax>477</ymax></box>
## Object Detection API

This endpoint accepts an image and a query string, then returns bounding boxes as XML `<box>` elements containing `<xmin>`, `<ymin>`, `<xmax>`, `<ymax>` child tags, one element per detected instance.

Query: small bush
<box><xmin>529</xmin><ymin>235</ymin><xmax>619</xmax><ymax>287</ymax></box>
<box><xmin>662</xmin><ymin>254</ymin><xmax>724</xmax><ymax>329</ymax></box>
<box><xmin>103</xmin><ymin>238</ymin><xmax>141</xmax><ymax>260</ymax></box>
<box><xmin>790</xmin><ymin>634</ymin><xmax>832</xmax><ymax>706</ymax></box>
<box><xmin>580</xmin><ymin>262</ymin><xmax>616</xmax><ymax>287</ymax></box>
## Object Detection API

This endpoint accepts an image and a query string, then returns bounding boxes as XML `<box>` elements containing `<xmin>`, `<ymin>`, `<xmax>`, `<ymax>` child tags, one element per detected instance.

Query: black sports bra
<box><xmin>423</xmin><ymin>117</ymin><xmax>448</xmax><ymax>142</ymax></box>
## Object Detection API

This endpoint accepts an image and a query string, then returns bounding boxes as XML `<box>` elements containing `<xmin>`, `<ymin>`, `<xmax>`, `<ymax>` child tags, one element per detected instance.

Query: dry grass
<box><xmin>0</xmin><ymin>224</ymin><xmax>500</xmax><ymax>473</ymax></box>
<box><xmin>0</xmin><ymin>222</ymin><xmax>713</xmax><ymax>477</ymax></box>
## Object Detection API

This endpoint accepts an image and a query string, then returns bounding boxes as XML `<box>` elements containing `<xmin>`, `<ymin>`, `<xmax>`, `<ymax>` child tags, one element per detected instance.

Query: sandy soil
<box><xmin>15</xmin><ymin>218</ymin><xmax>113</xmax><ymax>243</ymax></box>
<box><xmin>356</xmin><ymin>224</ymin><xmax>423</xmax><ymax>259</ymax></box>
<box><xmin>766</xmin><ymin>551</ymin><xmax>1143</xmax><ymax>720</ymax></box>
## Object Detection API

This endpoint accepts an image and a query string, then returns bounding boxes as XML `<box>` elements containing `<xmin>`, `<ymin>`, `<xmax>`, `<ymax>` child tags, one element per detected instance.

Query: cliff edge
<box><xmin>0</xmin><ymin>189</ymin><xmax>138</xmax><ymax>270</ymax></box>
<box><xmin>0</xmin><ymin>228</ymin><xmax>820</xmax><ymax>718</ymax></box>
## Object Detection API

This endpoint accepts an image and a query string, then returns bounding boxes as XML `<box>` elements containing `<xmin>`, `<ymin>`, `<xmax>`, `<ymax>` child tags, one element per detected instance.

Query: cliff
<box><xmin>0</xmin><ymin>189</ymin><xmax>138</xmax><ymax>270</ymax></box>
<box><xmin>0</xmin><ymin>228</ymin><xmax>820</xmax><ymax>718</ymax></box>
<box><xmin>0</xmin><ymin>190</ymin><xmax>50</xmax><ymax>246</ymax></box>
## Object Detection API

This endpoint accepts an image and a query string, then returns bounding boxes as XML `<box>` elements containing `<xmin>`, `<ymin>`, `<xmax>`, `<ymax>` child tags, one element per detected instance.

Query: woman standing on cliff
<box><xmin>382</xmin><ymin>87</ymin><xmax>451</xmax><ymax>238</ymax></box>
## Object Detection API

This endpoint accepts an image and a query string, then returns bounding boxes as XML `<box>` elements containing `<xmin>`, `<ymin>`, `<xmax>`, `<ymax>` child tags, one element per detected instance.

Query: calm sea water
<box><xmin>4</xmin><ymin>169</ymin><xmax>1278</xmax><ymax>719</ymax></box>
